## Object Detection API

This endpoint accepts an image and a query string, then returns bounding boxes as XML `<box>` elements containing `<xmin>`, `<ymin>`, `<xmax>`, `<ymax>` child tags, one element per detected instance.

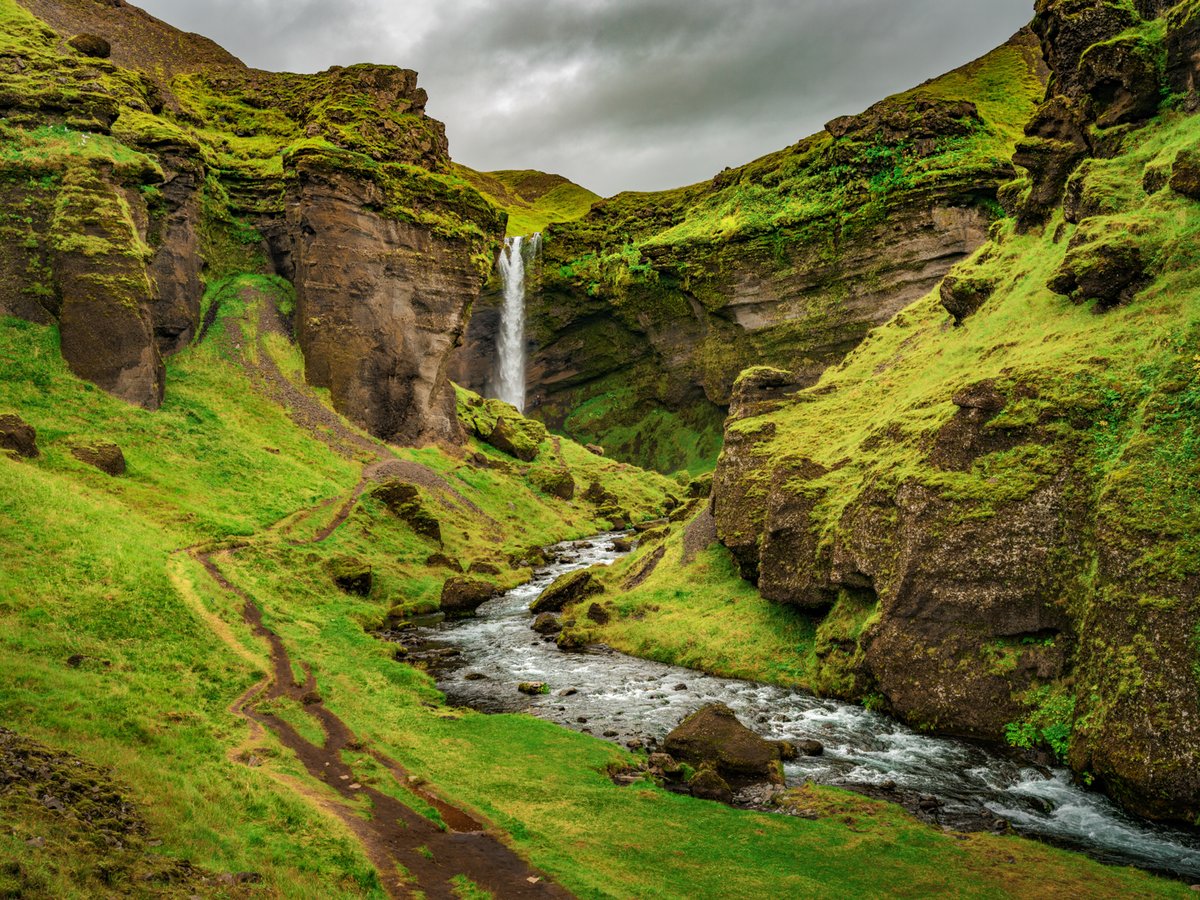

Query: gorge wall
<box><xmin>450</xmin><ymin>32</ymin><xmax>1048</xmax><ymax>474</ymax></box>
<box><xmin>712</xmin><ymin>0</ymin><xmax>1200</xmax><ymax>824</ymax></box>
<box><xmin>0</xmin><ymin>0</ymin><xmax>503</xmax><ymax>443</ymax></box>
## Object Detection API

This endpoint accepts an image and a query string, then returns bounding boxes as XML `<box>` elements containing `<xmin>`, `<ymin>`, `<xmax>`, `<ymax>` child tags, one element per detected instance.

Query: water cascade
<box><xmin>494</xmin><ymin>233</ymin><xmax>541</xmax><ymax>411</ymax></box>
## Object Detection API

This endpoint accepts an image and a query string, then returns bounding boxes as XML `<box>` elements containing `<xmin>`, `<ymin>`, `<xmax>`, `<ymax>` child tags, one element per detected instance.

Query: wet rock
<box><xmin>530</xmin><ymin>568</ymin><xmax>602</xmax><ymax>614</ymax></box>
<box><xmin>664</xmin><ymin>703</ymin><xmax>787</xmax><ymax>786</ymax></box>
<box><xmin>67</xmin><ymin>33</ymin><xmax>111</xmax><ymax>58</ymax></box>
<box><xmin>688</xmin><ymin>766</ymin><xmax>733</xmax><ymax>804</ymax></box>
<box><xmin>531</xmin><ymin>613</ymin><xmax>562</xmax><ymax>635</ymax></box>
<box><xmin>674</xmin><ymin>683</ymin><xmax>688</xmax><ymax>691</ymax></box>
<box><xmin>556</xmin><ymin>630</ymin><xmax>588</xmax><ymax>651</ymax></box>
<box><xmin>463</xmin><ymin>672</ymin><xmax>486</xmax><ymax>681</ymax></box>
<box><xmin>518</xmin><ymin>682</ymin><xmax>548</xmax><ymax>696</ymax></box>
<box><xmin>328</xmin><ymin>557</ymin><xmax>371</xmax><ymax>596</ymax></box>
<box><xmin>559</xmin><ymin>688</ymin><xmax>578</xmax><ymax>697</ymax></box>
<box><xmin>68</xmin><ymin>440</ymin><xmax>126</xmax><ymax>476</ymax></box>
<box><xmin>370</xmin><ymin>480</ymin><xmax>441</xmax><ymax>542</ymax></box>
<box><xmin>439</xmin><ymin>576</ymin><xmax>495</xmax><ymax>617</ymax></box>
<box><xmin>584</xmin><ymin>602</ymin><xmax>611</xmax><ymax>625</ymax></box>
<box><xmin>0</xmin><ymin>414</ymin><xmax>38</xmax><ymax>459</ymax></box>
<box><xmin>795</xmin><ymin>740</ymin><xmax>824</xmax><ymax>757</ymax></box>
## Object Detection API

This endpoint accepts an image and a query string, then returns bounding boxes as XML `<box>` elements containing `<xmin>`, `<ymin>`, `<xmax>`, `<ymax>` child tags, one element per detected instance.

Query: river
<box><xmin>391</xmin><ymin>533</ymin><xmax>1200</xmax><ymax>882</ymax></box>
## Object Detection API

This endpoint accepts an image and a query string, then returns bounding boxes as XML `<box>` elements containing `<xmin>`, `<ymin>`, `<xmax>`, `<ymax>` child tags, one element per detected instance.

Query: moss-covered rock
<box><xmin>529</xmin><ymin>568</ymin><xmax>601</xmax><ymax>614</ymax></box>
<box><xmin>328</xmin><ymin>557</ymin><xmax>372</xmax><ymax>596</ymax></box>
<box><xmin>664</xmin><ymin>703</ymin><xmax>787</xmax><ymax>787</ymax></box>
<box><xmin>66</xmin><ymin>438</ymin><xmax>126</xmax><ymax>476</ymax></box>
<box><xmin>0</xmin><ymin>413</ymin><xmax>39</xmax><ymax>459</ymax></box>
<box><xmin>370</xmin><ymin>479</ymin><xmax>442</xmax><ymax>542</ymax></box>
<box><xmin>530</xmin><ymin>466</ymin><xmax>575</xmax><ymax>500</ymax></box>
<box><xmin>439</xmin><ymin>576</ymin><xmax>496</xmax><ymax>617</ymax></box>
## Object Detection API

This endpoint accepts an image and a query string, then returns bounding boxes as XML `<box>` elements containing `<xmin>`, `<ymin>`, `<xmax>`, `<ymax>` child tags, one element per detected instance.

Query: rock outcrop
<box><xmin>451</xmin><ymin>32</ymin><xmax>1047</xmax><ymax>473</ymax></box>
<box><xmin>1</xmin><ymin>0</ymin><xmax>503</xmax><ymax>443</ymax></box>
<box><xmin>711</xmin><ymin>0</ymin><xmax>1200</xmax><ymax>824</ymax></box>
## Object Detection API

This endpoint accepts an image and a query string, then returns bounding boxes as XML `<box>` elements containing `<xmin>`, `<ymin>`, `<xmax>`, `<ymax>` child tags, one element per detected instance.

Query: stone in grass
<box><xmin>585</xmin><ymin>602</ymin><xmax>611</xmax><ymax>625</ymax></box>
<box><xmin>1170</xmin><ymin>149</ymin><xmax>1200</xmax><ymax>200</ymax></box>
<box><xmin>467</xmin><ymin>560</ymin><xmax>502</xmax><ymax>576</ymax></box>
<box><xmin>529</xmin><ymin>568</ymin><xmax>602</xmax><ymax>614</ymax></box>
<box><xmin>531</xmin><ymin>466</ymin><xmax>576</xmax><ymax>500</ymax></box>
<box><xmin>555</xmin><ymin>629</ymin><xmax>587</xmax><ymax>651</ymax></box>
<box><xmin>328</xmin><ymin>557</ymin><xmax>372</xmax><ymax>596</ymax></box>
<box><xmin>439</xmin><ymin>576</ymin><xmax>495</xmax><ymax>617</ymax></box>
<box><xmin>585</xmin><ymin>444</ymin><xmax>605</xmax><ymax>456</ymax></box>
<box><xmin>518</xmin><ymin>682</ymin><xmax>549</xmax><ymax>695</ymax></box>
<box><xmin>68</xmin><ymin>439</ymin><xmax>126</xmax><ymax>476</ymax></box>
<box><xmin>0</xmin><ymin>413</ymin><xmax>38</xmax><ymax>459</ymax></box>
<box><xmin>426</xmin><ymin>552</ymin><xmax>463</xmax><ymax>572</ymax></box>
<box><xmin>664</xmin><ymin>703</ymin><xmax>789</xmax><ymax>787</ymax></box>
<box><xmin>67</xmin><ymin>33</ymin><xmax>111</xmax><ymax>58</ymax></box>
<box><xmin>370</xmin><ymin>479</ymin><xmax>441</xmax><ymax>543</ymax></box>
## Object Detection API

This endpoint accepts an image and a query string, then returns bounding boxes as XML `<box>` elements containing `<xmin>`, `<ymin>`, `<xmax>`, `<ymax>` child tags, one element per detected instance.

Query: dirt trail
<box><xmin>191</xmin><ymin>547</ymin><xmax>572</xmax><ymax>899</ymax></box>
<box><xmin>177</xmin><ymin>295</ymin><xmax>574</xmax><ymax>897</ymax></box>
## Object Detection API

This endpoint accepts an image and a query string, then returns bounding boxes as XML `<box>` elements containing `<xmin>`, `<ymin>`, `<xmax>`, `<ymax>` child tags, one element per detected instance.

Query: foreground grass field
<box><xmin>0</xmin><ymin>294</ymin><xmax>1190</xmax><ymax>897</ymax></box>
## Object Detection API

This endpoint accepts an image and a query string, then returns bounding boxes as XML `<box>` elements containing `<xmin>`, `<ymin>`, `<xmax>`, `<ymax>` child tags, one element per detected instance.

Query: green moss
<box><xmin>456</xmin><ymin>167</ymin><xmax>600</xmax><ymax>237</ymax></box>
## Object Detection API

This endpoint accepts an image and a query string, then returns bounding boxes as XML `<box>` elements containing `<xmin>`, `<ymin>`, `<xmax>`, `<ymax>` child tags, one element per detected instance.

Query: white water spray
<box><xmin>494</xmin><ymin>233</ymin><xmax>540</xmax><ymax>411</ymax></box>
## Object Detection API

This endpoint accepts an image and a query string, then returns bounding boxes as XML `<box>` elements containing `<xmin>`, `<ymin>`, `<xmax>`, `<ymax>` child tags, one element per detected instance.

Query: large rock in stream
<box><xmin>530</xmin><ymin>568</ymin><xmax>601</xmax><ymax>614</ymax></box>
<box><xmin>664</xmin><ymin>703</ymin><xmax>789</xmax><ymax>788</ymax></box>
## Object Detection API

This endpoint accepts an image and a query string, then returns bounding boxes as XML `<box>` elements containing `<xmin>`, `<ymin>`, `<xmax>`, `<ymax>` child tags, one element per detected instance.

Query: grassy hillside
<box><xmin>0</xmin><ymin>281</ymin><xmax>1186</xmax><ymax>896</ymax></box>
<box><xmin>456</xmin><ymin>166</ymin><xmax>601</xmax><ymax>237</ymax></box>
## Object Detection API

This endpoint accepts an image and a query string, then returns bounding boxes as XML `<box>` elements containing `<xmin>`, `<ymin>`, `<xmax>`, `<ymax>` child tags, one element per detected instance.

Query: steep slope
<box><xmin>449</xmin><ymin>31</ymin><xmax>1048</xmax><ymax>474</ymax></box>
<box><xmin>0</xmin><ymin>0</ymin><xmax>503</xmax><ymax>444</ymax></box>
<box><xmin>706</xmin><ymin>0</ymin><xmax>1200</xmax><ymax>824</ymax></box>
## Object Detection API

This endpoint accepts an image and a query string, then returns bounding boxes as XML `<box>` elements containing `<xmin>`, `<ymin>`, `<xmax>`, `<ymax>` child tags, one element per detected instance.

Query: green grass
<box><xmin>456</xmin><ymin>167</ymin><xmax>600</xmax><ymax>236</ymax></box>
<box><xmin>0</xmin><ymin>293</ymin><xmax>1186</xmax><ymax>896</ymax></box>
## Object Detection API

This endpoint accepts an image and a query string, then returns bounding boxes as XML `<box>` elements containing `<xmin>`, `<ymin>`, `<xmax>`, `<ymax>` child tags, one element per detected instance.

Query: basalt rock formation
<box><xmin>712</xmin><ymin>0</ymin><xmax>1200</xmax><ymax>825</ymax></box>
<box><xmin>1</xmin><ymin>0</ymin><xmax>503</xmax><ymax>439</ymax></box>
<box><xmin>448</xmin><ymin>32</ymin><xmax>1048</xmax><ymax>473</ymax></box>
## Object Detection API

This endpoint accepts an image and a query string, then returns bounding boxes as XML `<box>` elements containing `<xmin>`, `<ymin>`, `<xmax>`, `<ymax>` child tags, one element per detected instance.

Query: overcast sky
<box><xmin>134</xmin><ymin>0</ymin><xmax>1034</xmax><ymax>196</ymax></box>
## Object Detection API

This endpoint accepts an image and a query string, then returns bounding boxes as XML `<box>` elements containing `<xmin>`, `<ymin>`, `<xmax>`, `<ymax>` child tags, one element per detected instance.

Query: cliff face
<box><xmin>479</xmin><ymin>32</ymin><xmax>1047</xmax><ymax>473</ymax></box>
<box><xmin>712</xmin><ymin>0</ymin><xmax>1200</xmax><ymax>824</ymax></box>
<box><xmin>0</xmin><ymin>0</ymin><xmax>502</xmax><ymax>438</ymax></box>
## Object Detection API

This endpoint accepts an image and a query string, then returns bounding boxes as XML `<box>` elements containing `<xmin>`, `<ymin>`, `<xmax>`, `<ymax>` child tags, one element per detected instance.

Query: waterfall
<box><xmin>494</xmin><ymin>233</ymin><xmax>540</xmax><ymax>412</ymax></box>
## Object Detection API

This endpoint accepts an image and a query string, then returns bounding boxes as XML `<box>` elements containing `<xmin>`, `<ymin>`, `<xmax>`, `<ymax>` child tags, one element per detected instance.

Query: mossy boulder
<box><xmin>370</xmin><ymin>480</ymin><xmax>441</xmax><ymax>542</ymax></box>
<box><xmin>485</xmin><ymin>416</ymin><xmax>545</xmax><ymax>462</ymax></box>
<box><xmin>687</xmin><ymin>472</ymin><xmax>713</xmax><ymax>499</ymax></box>
<box><xmin>531</xmin><ymin>466</ymin><xmax>576</xmax><ymax>500</ymax></box>
<box><xmin>531</xmin><ymin>613</ymin><xmax>562</xmax><ymax>635</ymax></box>
<box><xmin>1047</xmin><ymin>227</ymin><xmax>1150</xmax><ymax>309</ymax></box>
<box><xmin>939</xmin><ymin>273</ymin><xmax>997</xmax><ymax>324</ymax></box>
<box><xmin>328</xmin><ymin>557</ymin><xmax>372</xmax><ymax>596</ymax></box>
<box><xmin>0</xmin><ymin>414</ymin><xmax>38</xmax><ymax>459</ymax></box>
<box><xmin>1169</xmin><ymin>149</ymin><xmax>1200</xmax><ymax>199</ymax></box>
<box><xmin>68</xmin><ymin>439</ymin><xmax>126</xmax><ymax>476</ymax></box>
<box><xmin>440</xmin><ymin>576</ymin><xmax>495</xmax><ymax>617</ymax></box>
<box><xmin>425</xmin><ymin>552</ymin><xmax>462</xmax><ymax>572</ymax></box>
<box><xmin>530</xmin><ymin>568</ymin><xmax>601</xmax><ymax>614</ymax></box>
<box><xmin>664</xmin><ymin>703</ymin><xmax>787</xmax><ymax>787</ymax></box>
<box><xmin>582</xmin><ymin>480</ymin><xmax>619</xmax><ymax>507</ymax></box>
<box><xmin>67</xmin><ymin>34</ymin><xmax>111</xmax><ymax>59</ymax></box>
<box><xmin>687</xmin><ymin>765</ymin><xmax>733</xmax><ymax>804</ymax></box>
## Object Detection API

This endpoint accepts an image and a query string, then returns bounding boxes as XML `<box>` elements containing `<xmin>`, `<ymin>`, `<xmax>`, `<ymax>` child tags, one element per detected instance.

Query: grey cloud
<box><xmin>135</xmin><ymin>0</ymin><xmax>1034</xmax><ymax>195</ymax></box>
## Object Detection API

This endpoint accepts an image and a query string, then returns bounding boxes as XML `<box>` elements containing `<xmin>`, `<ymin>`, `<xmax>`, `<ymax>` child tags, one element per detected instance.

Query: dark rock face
<box><xmin>664</xmin><ymin>704</ymin><xmax>787</xmax><ymax>787</ymax></box>
<box><xmin>529</xmin><ymin>569</ymin><xmax>601</xmax><ymax>614</ymax></box>
<box><xmin>283</xmin><ymin>151</ymin><xmax>491</xmax><ymax>446</ymax></box>
<box><xmin>439</xmin><ymin>577</ymin><xmax>495</xmax><ymax>616</ymax></box>
<box><xmin>1166</xmin><ymin>1</ymin><xmax>1200</xmax><ymax>101</ymax></box>
<box><xmin>0</xmin><ymin>414</ymin><xmax>39</xmax><ymax>459</ymax></box>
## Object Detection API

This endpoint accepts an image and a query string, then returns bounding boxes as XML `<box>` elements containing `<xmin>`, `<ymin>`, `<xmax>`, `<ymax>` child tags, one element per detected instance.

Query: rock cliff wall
<box><xmin>454</xmin><ymin>32</ymin><xmax>1046</xmax><ymax>473</ymax></box>
<box><xmin>711</xmin><ymin>0</ymin><xmax>1200</xmax><ymax>824</ymax></box>
<box><xmin>0</xmin><ymin>0</ymin><xmax>503</xmax><ymax>437</ymax></box>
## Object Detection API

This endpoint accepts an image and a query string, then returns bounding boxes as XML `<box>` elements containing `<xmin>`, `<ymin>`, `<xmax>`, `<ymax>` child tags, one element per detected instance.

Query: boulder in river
<box><xmin>531</xmin><ymin>613</ymin><xmax>562</xmax><ymax>635</ymax></box>
<box><xmin>518</xmin><ymin>682</ymin><xmax>548</xmax><ymax>695</ymax></box>
<box><xmin>664</xmin><ymin>703</ymin><xmax>788</xmax><ymax>786</ymax></box>
<box><xmin>530</xmin><ymin>568</ymin><xmax>602</xmax><ymax>613</ymax></box>
<box><xmin>440</xmin><ymin>576</ymin><xmax>495</xmax><ymax>616</ymax></box>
